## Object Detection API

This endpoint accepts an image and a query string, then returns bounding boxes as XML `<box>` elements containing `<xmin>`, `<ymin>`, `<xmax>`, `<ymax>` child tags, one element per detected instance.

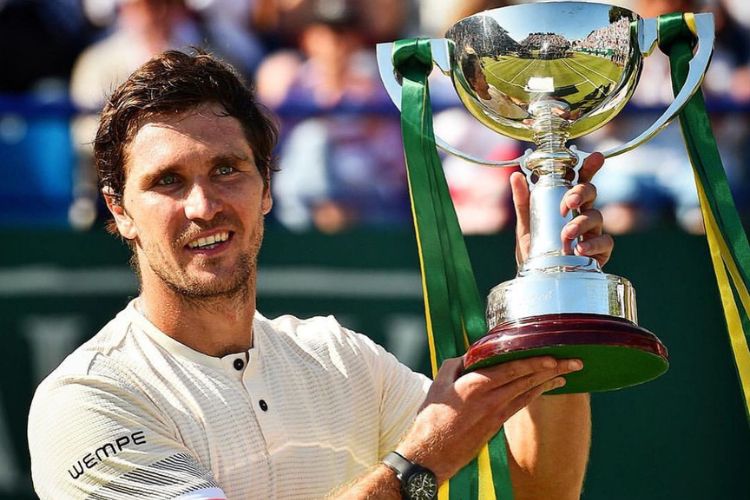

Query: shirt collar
<box><xmin>123</xmin><ymin>298</ymin><xmax>264</xmax><ymax>371</ymax></box>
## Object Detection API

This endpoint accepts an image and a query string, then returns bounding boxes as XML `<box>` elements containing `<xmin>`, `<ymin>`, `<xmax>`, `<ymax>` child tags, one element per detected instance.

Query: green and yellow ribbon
<box><xmin>659</xmin><ymin>12</ymin><xmax>750</xmax><ymax>421</ymax></box>
<box><xmin>393</xmin><ymin>39</ymin><xmax>514</xmax><ymax>500</ymax></box>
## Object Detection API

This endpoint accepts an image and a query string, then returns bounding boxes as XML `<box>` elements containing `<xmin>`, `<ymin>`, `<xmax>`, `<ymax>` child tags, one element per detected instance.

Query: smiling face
<box><xmin>106</xmin><ymin>103</ymin><xmax>272</xmax><ymax>300</ymax></box>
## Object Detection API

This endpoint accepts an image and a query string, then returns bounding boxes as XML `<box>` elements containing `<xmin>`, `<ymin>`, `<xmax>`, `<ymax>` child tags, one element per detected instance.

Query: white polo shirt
<box><xmin>28</xmin><ymin>300</ymin><xmax>431</xmax><ymax>499</ymax></box>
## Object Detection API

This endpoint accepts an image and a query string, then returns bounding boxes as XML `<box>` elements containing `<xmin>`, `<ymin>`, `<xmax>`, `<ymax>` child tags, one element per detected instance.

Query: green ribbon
<box><xmin>659</xmin><ymin>14</ymin><xmax>750</xmax><ymax>286</ymax></box>
<box><xmin>658</xmin><ymin>13</ymin><xmax>750</xmax><ymax>421</ymax></box>
<box><xmin>393</xmin><ymin>38</ymin><xmax>514</xmax><ymax>500</ymax></box>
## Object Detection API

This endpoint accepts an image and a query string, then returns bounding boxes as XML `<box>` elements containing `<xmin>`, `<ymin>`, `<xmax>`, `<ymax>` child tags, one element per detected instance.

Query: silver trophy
<box><xmin>377</xmin><ymin>2</ymin><xmax>714</xmax><ymax>392</ymax></box>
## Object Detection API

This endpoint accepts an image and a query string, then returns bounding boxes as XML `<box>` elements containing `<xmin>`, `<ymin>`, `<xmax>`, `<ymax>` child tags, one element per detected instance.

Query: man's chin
<box><xmin>161</xmin><ymin>267</ymin><xmax>249</xmax><ymax>299</ymax></box>
<box><xmin>148</xmin><ymin>253</ymin><xmax>254</xmax><ymax>300</ymax></box>
<box><xmin>171</xmin><ymin>278</ymin><xmax>248</xmax><ymax>300</ymax></box>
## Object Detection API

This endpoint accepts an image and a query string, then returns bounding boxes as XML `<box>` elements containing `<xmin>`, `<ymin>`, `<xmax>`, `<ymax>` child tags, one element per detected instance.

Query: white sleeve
<box><xmin>28</xmin><ymin>375</ymin><xmax>227</xmax><ymax>500</ymax></box>
<box><xmin>346</xmin><ymin>330</ymin><xmax>432</xmax><ymax>458</ymax></box>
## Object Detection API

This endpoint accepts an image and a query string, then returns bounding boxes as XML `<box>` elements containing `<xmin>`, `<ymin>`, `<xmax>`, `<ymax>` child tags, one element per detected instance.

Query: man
<box><xmin>28</xmin><ymin>51</ymin><xmax>611</xmax><ymax>499</ymax></box>
<box><xmin>461</xmin><ymin>51</ymin><xmax>529</xmax><ymax>121</ymax></box>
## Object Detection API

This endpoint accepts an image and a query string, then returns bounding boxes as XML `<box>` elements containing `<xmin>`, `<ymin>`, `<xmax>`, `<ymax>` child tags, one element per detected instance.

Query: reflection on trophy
<box><xmin>378</xmin><ymin>2</ymin><xmax>715</xmax><ymax>392</ymax></box>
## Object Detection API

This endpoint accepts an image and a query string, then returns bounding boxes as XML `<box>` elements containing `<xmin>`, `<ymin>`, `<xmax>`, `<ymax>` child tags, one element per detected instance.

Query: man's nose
<box><xmin>183</xmin><ymin>181</ymin><xmax>221</xmax><ymax>221</ymax></box>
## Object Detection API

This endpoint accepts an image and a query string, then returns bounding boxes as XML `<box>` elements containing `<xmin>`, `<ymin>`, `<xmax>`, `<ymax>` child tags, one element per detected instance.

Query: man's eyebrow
<box><xmin>211</xmin><ymin>153</ymin><xmax>253</xmax><ymax>166</ymax></box>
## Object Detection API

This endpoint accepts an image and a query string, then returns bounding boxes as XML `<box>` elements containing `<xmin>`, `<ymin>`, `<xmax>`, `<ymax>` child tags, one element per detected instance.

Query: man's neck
<box><xmin>138</xmin><ymin>275</ymin><xmax>257</xmax><ymax>358</ymax></box>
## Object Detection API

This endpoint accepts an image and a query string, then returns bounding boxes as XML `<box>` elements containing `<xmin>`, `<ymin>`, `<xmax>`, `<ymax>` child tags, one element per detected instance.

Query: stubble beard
<box><xmin>158</xmin><ymin>252</ymin><xmax>254</xmax><ymax>301</ymax></box>
<box><xmin>140</xmin><ymin>222</ymin><xmax>264</xmax><ymax>307</ymax></box>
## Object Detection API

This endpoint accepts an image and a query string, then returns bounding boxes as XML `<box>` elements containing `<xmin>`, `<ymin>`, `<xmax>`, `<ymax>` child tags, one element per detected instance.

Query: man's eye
<box><xmin>216</xmin><ymin>165</ymin><xmax>236</xmax><ymax>176</ymax></box>
<box><xmin>157</xmin><ymin>174</ymin><xmax>178</xmax><ymax>186</ymax></box>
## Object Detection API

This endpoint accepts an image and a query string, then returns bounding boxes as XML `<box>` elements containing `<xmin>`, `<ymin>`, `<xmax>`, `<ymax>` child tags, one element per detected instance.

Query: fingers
<box><xmin>560</xmin><ymin>182</ymin><xmax>597</xmax><ymax>216</ymax></box>
<box><xmin>435</xmin><ymin>357</ymin><xmax>465</xmax><ymax>384</ymax></box>
<box><xmin>486</xmin><ymin>359</ymin><xmax>582</xmax><ymax>421</ymax></box>
<box><xmin>578</xmin><ymin>152</ymin><xmax>604</xmax><ymax>184</ymax></box>
<box><xmin>459</xmin><ymin>356</ymin><xmax>582</xmax><ymax>396</ymax></box>
<box><xmin>490</xmin><ymin>358</ymin><xmax>581</xmax><ymax>401</ymax></box>
<box><xmin>562</xmin><ymin>208</ymin><xmax>613</xmax><ymax>265</ymax></box>
<box><xmin>575</xmin><ymin>233</ymin><xmax>614</xmax><ymax>266</ymax></box>
<box><xmin>562</xmin><ymin>209</ymin><xmax>602</xmax><ymax>240</ymax></box>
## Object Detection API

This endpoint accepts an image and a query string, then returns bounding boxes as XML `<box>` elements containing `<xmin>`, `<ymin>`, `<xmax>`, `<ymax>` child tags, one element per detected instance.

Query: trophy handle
<box><xmin>376</xmin><ymin>39</ymin><xmax>526</xmax><ymax>168</ymax></box>
<box><xmin>597</xmin><ymin>13</ymin><xmax>714</xmax><ymax>159</ymax></box>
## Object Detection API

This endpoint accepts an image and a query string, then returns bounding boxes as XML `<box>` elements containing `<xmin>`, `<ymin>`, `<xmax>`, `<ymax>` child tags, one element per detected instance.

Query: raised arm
<box><xmin>503</xmin><ymin>152</ymin><xmax>607</xmax><ymax>499</ymax></box>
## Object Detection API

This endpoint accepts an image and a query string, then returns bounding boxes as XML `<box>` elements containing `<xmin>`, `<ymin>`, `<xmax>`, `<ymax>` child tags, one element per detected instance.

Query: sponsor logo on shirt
<box><xmin>67</xmin><ymin>430</ymin><xmax>147</xmax><ymax>479</ymax></box>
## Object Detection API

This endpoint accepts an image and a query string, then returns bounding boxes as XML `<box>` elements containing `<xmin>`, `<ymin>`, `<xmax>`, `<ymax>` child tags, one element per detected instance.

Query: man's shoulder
<box><xmin>260</xmin><ymin>313</ymin><xmax>381</xmax><ymax>357</ymax></box>
<box><xmin>257</xmin><ymin>313</ymin><xmax>427</xmax><ymax>387</ymax></box>
<box><xmin>34</xmin><ymin>305</ymin><xmax>142</xmax><ymax>400</ymax></box>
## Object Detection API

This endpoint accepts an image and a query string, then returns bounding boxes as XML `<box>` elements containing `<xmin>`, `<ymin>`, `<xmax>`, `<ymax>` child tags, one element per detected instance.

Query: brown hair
<box><xmin>94</xmin><ymin>49</ymin><xmax>279</xmax><ymax>233</ymax></box>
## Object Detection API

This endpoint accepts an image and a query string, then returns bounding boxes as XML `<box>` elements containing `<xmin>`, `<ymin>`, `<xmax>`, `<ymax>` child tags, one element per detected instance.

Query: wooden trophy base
<box><xmin>463</xmin><ymin>313</ymin><xmax>669</xmax><ymax>393</ymax></box>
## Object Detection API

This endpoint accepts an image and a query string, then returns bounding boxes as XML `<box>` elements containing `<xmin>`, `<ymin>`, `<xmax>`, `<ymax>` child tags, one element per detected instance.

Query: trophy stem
<box><xmin>522</xmin><ymin>100</ymin><xmax>591</xmax><ymax>271</ymax></box>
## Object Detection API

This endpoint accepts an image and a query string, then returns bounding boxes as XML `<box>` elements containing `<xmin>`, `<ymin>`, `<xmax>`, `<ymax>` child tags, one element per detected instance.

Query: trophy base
<box><xmin>464</xmin><ymin>313</ymin><xmax>668</xmax><ymax>394</ymax></box>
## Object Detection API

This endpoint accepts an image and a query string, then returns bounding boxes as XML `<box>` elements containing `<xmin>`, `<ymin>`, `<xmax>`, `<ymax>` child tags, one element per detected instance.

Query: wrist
<box><xmin>382</xmin><ymin>451</ymin><xmax>438</xmax><ymax>500</ymax></box>
<box><xmin>327</xmin><ymin>463</ymin><xmax>402</xmax><ymax>499</ymax></box>
<box><xmin>395</xmin><ymin>438</ymin><xmax>450</xmax><ymax>486</ymax></box>
<box><xmin>378</xmin><ymin>461</ymin><xmax>404</xmax><ymax>499</ymax></box>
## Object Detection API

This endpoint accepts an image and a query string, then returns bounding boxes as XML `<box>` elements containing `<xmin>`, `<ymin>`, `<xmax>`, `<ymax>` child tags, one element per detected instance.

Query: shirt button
<box><xmin>233</xmin><ymin>358</ymin><xmax>244</xmax><ymax>370</ymax></box>
<box><xmin>259</xmin><ymin>400</ymin><xmax>268</xmax><ymax>411</ymax></box>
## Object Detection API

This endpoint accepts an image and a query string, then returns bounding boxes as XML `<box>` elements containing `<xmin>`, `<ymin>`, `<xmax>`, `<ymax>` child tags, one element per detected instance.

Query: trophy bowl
<box><xmin>446</xmin><ymin>2</ymin><xmax>642</xmax><ymax>142</ymax></box>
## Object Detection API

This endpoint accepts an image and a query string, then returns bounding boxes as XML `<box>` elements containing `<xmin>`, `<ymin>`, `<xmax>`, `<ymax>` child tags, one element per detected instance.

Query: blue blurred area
<box><xmin>0</xmin><ymin>97</ymin><xmax>75</xmax><ymax>227</ymax></box>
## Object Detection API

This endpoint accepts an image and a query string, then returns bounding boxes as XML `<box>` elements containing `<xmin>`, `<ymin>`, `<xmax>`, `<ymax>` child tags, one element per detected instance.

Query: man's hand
<box><xmin>394</xmin><ymin>355</ymin><xmax>583</xmax><ymax>485</ymax></box>
<box><xmin>511</xmin><ymin>152</ymin><xmax>613</xmax><ymax>266</ymax></box>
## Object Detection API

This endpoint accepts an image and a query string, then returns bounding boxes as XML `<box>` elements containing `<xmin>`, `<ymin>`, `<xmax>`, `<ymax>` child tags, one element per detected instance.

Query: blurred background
<box><xmin>1</xmin><ymin>0</ymin><xmax>749</xmax><ymax>498</ymax></box>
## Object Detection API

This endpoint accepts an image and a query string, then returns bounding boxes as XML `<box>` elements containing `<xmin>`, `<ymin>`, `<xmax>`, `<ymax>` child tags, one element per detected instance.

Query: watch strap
<box><xmin>382</xmin><ymin>451</ymin><xmax>414</xmax><ymax>480</ymax></box>
<box><xmin>382</xmin><ymin>451</ymin><xmax>437</xmax><ymax>500</ymax></box>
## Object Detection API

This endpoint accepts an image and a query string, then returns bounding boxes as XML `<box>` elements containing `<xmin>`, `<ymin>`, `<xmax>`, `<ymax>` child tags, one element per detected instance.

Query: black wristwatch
<box><xmin>382</xmin><ymin>451</ymin><xmax>438</xmax><ymax>500</ymax></box>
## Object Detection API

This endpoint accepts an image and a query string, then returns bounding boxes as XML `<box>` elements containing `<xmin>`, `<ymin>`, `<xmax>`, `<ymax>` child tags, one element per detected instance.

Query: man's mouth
<box><xmin>186</xmin><ymin>231</ymin><xmax>232</xmax><ymax>251</ymax></box>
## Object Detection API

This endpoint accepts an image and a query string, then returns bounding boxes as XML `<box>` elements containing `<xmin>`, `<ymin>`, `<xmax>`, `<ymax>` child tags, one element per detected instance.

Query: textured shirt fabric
<box><xmin>28</xmin><ymin>299</ymin><xmax>431</xmax><ymax>499</ymax></box>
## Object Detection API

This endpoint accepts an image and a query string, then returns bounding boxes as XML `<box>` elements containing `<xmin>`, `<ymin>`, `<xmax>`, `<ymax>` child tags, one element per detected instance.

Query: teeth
<box><xmin>188</xmin><ymin>231</ymin><xmax>230</xmax><ymax>249</ymax></box>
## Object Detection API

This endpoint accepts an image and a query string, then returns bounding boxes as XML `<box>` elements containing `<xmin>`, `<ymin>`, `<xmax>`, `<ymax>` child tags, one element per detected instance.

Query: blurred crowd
<box><xmin>0</xmin><ymin>0</ymin><xmax>749</xmax><ymax>235</ymax></box>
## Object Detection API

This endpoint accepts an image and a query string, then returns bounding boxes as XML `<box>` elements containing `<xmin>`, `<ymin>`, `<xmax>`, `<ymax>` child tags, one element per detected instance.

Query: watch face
<box><xmin>405</xmin><ymin>471</ymin><xmax>438</xmax><ymax>500</ymax></box>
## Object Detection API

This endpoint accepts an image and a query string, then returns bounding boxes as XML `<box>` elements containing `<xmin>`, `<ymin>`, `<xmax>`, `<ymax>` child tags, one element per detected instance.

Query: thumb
<box><xmin>510</xmin><ymin>171</ymin><xmax>531</xmax><ymax>263</ymax></box>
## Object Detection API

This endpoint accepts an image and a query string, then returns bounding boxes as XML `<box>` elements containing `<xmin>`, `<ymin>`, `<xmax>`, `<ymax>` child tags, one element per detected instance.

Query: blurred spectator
<box><xmin>2</xmin><ymin>0</ymin><xmax>749</xmax><ymax>234</ymax></box>
<box><xmin>433</xmin><ymin>108</ymin><xmax>521</xmax><ymax>234</ymax></box>
<box><xmin>70</xmin><ymin>0</ymin><xmax>203</xmax><ymax>112</ymax></box>
<box><xmin>703</xmin><ymin>0</ymin><xmax>750</xmax><ymax>103</ymax></box>
<box><xmin>253</xmin><ymin>0</ymin><xmax>408</xmax><ymax>48</ymax></box>
<box><xmin>263</xmin><ymin>0</ymin><xmax>410</xmax><ymax>232</ymax></box>
<box><xmin>186</xmin><ymin>0</ymin><xmax>266</xmax><ymax>77</ymax></box>
<box><xmin>272</xmin><ymin>115</ymin><xmax>408</xmax><ymax>232</ymax></box>
<box><xmin>419</xmin><ymin>0</ymin><xmax>511</xmax><ymax>38</ymax></box>
<box><xmin>256</xmin><ymin>0</ymin><xmax>390</xmax><ymax>109</ymax></box>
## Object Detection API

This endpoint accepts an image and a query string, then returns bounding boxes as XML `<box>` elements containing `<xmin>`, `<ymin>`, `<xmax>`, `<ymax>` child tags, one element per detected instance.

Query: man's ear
<box><xmin>261</xmin><ymin>177</ymin><xmax>273</xmax><ymax>215</ymax></box>
<box><xmin>102</xmin><ymin>188</ymin><xmax>137</xmax><ymax>239</ymax></box>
